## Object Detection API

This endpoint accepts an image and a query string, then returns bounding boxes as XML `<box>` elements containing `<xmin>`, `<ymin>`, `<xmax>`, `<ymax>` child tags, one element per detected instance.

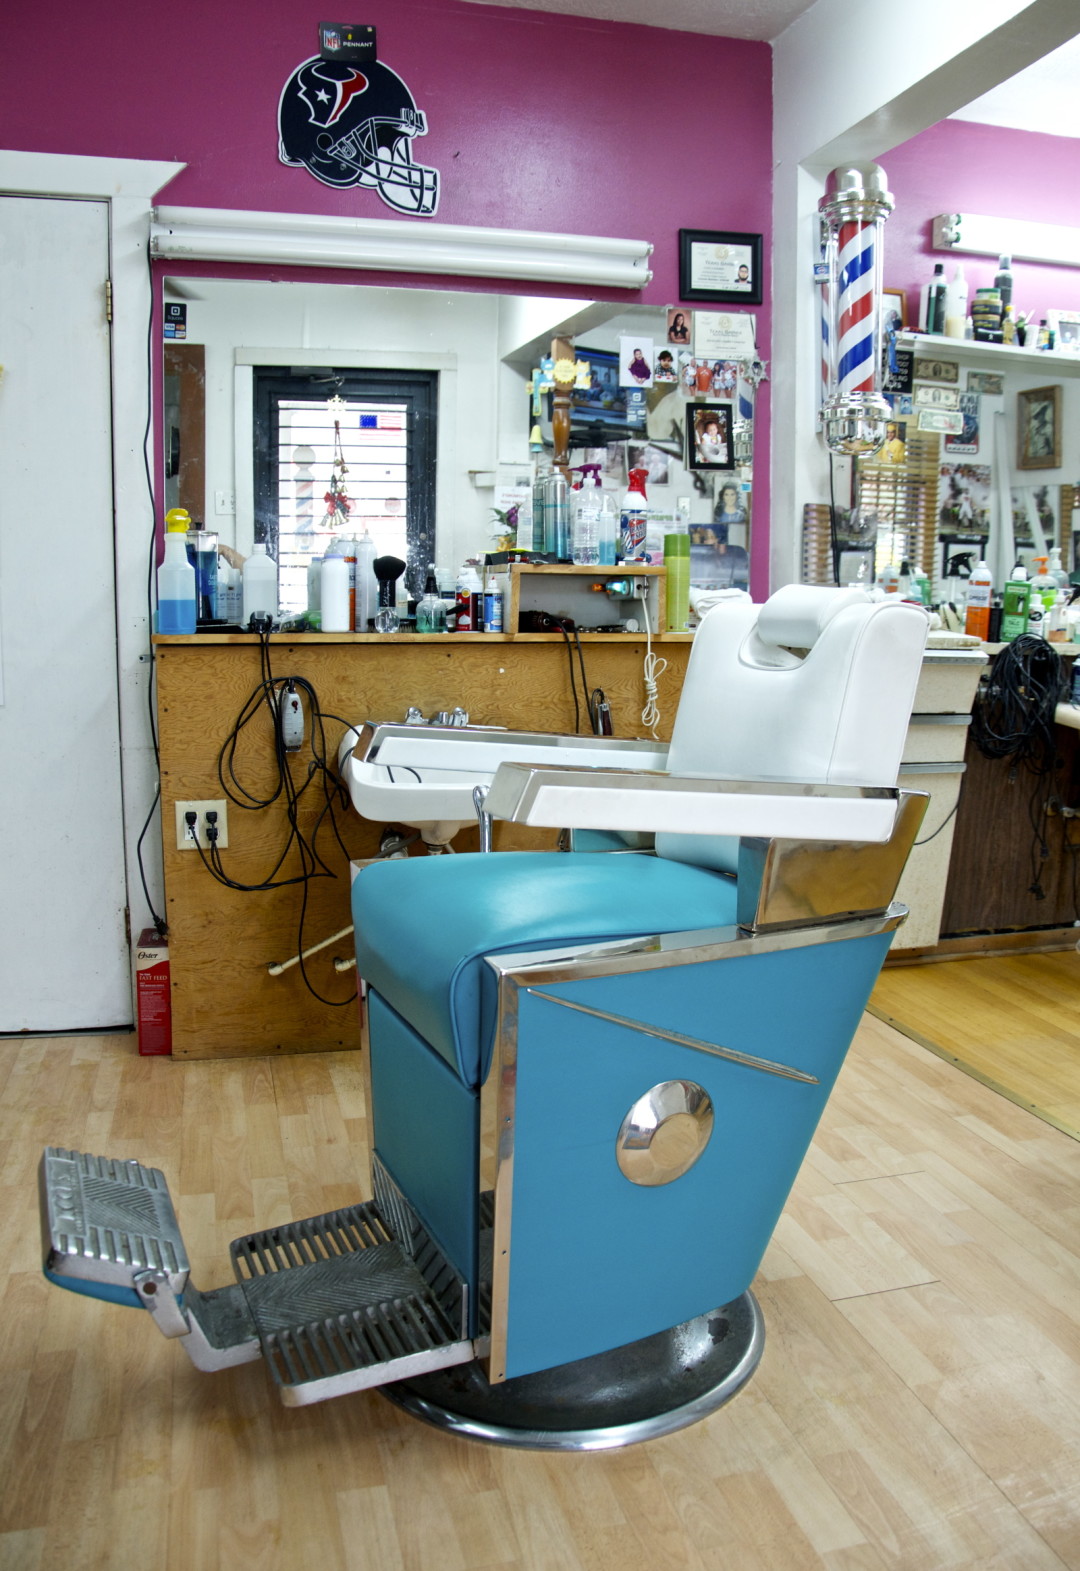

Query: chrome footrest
<box><xmin>230</xmin><ymin>1204</ymin><xmax>473</xmax><ymax>1407</ymax></box>
<box><xmin>39</xmin><ymin>1147</ymin><xmax>189</xmax><ymax>1296</ymax></box>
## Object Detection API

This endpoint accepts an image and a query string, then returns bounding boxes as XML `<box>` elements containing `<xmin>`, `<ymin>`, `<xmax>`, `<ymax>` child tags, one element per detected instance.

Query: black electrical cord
<box><xmin>969</xmin><ymin>635</ymin><xmax>1068</xmax><ymax>899</ymax></box>
<box><xmin>136</xmin><ymin>238</ymin><xmax>167</xmax><ymax>936</ymax></box>
<box><xmin>191</xmin><ymin>628</ymin><xmax>358</xmax><ymax>1005</ymax></box>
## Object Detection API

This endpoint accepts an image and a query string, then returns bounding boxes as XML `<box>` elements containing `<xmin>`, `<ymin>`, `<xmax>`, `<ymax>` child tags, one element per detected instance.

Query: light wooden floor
<box><xmin>872</xmin><ymin>949</ymin><xmax>1080</xmax><ymax>1138</ymax></box>
<box><xmin>3</xmin><ymin>1017</ymin><xmax>1080</xmax><ymax>1571</ymax></box>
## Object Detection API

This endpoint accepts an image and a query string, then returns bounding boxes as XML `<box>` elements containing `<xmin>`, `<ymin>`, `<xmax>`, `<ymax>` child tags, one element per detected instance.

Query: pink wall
<box><xmin>0</xmin><ymin>0</ymin><xmax>773</xmax><ymax>589</ymax></box>
<box><xmin>881</xmin><ymin>118</ymin><xmax>1080</xmax><ymax>331</ymax></box>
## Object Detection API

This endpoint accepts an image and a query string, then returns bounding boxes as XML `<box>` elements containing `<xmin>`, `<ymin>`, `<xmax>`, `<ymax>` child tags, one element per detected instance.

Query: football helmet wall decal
<box><xmin>279</xmin><ymin>57</ymin><xmax>439</xmax><ymax>217</ymax></box>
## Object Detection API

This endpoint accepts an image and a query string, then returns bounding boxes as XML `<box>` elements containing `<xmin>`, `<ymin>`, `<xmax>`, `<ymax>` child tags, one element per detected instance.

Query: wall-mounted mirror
<box><xmin>163</xmin><ymin>278</ymin><xmax>754</xmax><ymax>613</ymax></box>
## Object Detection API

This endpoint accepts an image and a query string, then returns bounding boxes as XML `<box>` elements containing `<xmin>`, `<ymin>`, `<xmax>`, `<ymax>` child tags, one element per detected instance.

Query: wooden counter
<box><xmin>155</xmin><ymin>632</ymin><xmax>692</xmax><ymax>1059</ymax></box>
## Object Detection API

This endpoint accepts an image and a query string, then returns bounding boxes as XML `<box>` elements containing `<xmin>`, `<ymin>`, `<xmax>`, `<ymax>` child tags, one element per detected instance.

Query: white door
<box><xmin>0</xmin><ymin>195</ymin><xmax>131</xmax><ymax>1030</ymax></box>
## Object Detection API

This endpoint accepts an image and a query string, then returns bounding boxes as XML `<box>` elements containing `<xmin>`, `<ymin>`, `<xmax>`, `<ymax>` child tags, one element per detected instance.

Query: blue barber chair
<box><xmin>39</xmin><ymin>585</ymin><xmax>928</xmax><ymax>1450</ymax></box>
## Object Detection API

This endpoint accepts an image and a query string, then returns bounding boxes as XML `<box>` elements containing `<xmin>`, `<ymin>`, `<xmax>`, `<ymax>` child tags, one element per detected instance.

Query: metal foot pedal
<box><xmin>39</xmin><ymin>1147</ymin><xmax>189</xmax><ymax>1304</ymax></box>
<box><xmin>230</xmin><ymin>1202</ymin><xmax>473</xmax><ymax>1407</ymax></box>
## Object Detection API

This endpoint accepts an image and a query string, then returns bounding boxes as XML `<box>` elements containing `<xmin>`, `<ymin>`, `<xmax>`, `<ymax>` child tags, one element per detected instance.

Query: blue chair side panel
<box><xmin>367</xmin><ymin>990</ymin><xmax>479</xmax><ymax>1292</ymax></box>
<box><xmin>500</xmin><ymin>929</ymin><xmax>891</xmax><ymax>1380</ymax></box>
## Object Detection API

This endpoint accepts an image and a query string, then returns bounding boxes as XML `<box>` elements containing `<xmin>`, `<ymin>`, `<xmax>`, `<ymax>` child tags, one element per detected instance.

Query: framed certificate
<box><xmin>679</xmin><ymin>229</ymin><xmax>763</xmax><ymax>305</ymax></box>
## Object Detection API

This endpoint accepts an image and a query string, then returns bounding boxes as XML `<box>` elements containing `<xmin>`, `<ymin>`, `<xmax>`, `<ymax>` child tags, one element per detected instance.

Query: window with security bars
<box><xmin>253</xmin><ymin>367</ymin><xmax>437</xmax><ymax>617</ymax></box>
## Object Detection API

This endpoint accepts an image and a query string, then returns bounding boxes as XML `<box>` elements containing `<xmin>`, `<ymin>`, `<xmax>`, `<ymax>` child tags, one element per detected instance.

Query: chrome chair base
<box><xmin>380</xmin><ymin>1290</ymin><xmax>764</xmax><ymax>1450</ymax></box>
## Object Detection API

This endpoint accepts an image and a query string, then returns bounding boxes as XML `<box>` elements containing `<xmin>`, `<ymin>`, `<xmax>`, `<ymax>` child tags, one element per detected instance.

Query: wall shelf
<box><xmin>898</xmin><ymin>331</ymin><xmax>1080</xmax><ymax>377</ymax></box>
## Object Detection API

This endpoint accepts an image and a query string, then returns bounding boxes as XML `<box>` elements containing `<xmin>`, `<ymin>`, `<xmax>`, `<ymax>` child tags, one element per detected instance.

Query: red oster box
<box><xmin>135</xmin><ymin>928</ymin><xmax>172</xmax><ymax>1056</ymax></box>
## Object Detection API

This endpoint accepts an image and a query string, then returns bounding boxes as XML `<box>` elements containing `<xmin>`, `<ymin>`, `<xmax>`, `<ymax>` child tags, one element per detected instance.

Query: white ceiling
<box><xmin>460</xmin><ymin>0</ymin><xmax>1080</xmax><ymax>136</ymax></box>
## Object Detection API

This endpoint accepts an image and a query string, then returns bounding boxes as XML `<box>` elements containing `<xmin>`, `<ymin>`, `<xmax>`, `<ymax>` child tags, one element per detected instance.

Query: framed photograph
<box><xmin>1048</xmin><ymin>310</ymin><xmax>1080</xmax><ymax>352</ymax></box>
<box><xmin>687</xmin><ymin>401</ymin><xmax>735</xmax><ymax>470</ymax></box>
<box><xmin>679</xmin><ymin>229</ymin><xmax>763</xmax><ymax>305</ymax></box>
<box><xmin>882</xmin><ymin>288</ymin><xmax>907</xmax><ymax>335</ymax></box>
<box><xmin>1017</xmin><ymin>385</ymin><xmax>1062</xmax><ymax>470</ymax></box>
<box><xmin>666</xmin><ymin>308</ymin><xmax>693</xmax><ymax>345</ymax></box>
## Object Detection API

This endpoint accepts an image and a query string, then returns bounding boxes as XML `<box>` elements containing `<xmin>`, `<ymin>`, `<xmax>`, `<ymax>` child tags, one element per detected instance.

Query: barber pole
<box><xmin>818</xmin><ymin>164</ymin><xmax>894</xmax><ymax>455</ymax></box>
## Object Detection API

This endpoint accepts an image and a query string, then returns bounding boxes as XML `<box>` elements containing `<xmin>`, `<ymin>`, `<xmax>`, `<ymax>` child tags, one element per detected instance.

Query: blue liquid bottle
<box><xmin>158</xmin><ymin>508</ymin><xmax>197</xmax><ymax>634</ymax></box>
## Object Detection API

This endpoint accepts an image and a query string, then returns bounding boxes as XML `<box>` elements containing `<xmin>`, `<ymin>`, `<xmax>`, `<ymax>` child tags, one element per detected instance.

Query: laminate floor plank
<box><xmin>2</xmin><ymin>1010</ymin><xmax>1078</xmax><ymax>1570</ymax></box>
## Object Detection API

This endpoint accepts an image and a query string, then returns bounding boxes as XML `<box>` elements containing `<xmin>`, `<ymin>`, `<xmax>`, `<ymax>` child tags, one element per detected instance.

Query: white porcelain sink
<box><xmin>338</xmin><ymin>722</ymin><xmax>669</xmax><ymax>847</ymax></box>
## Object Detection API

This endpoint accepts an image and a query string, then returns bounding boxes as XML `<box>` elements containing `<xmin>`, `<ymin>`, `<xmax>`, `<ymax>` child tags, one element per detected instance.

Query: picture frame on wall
<box><xmin>882</xmin><ymin>288</ymin><xmax>906</xmax><ymax>335</ymax></box>
<box><xmin>679</xmin><ymin>230</ymin><xmax>763</xmax><ymax>305</ymax></box>
<box><xmin>687</xmin><ymin>401</ymin><xmax>735</xmax><ymax>471</ymax></box>
<box><xmin>1048</xmin><ymin>310</ymin><xmax>1080</xmax><ymax>352</ymax></box>
<box><xmin>1017</xmin><ymin>385</ymin><xmax>1062</xmax><ymax>471</ymax></box>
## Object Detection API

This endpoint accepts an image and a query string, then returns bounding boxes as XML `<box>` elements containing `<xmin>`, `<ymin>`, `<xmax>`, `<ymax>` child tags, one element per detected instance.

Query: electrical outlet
<box><xmin>175</xmin><ymin>800</ymin><xmax>229</xmax><ymax>851</ymax></box>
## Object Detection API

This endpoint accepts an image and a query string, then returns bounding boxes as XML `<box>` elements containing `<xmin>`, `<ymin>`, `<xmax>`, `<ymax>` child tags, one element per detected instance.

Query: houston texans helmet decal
<box><xmin>279</xmin><ymin>57</ymin><xmax>439</xmax><ymax>217</ymax></box>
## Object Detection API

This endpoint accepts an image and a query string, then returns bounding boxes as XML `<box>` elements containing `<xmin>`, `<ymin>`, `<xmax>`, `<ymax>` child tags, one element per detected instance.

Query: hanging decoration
<box><xmin>278</xmin><ymin>24</ymin><xmax>439</xmax><ymax>217</ymax></box>
<box><xmin>320</xmin><ymin>419</ymin><xmax>352</xmax><ymax>531</ymax></box>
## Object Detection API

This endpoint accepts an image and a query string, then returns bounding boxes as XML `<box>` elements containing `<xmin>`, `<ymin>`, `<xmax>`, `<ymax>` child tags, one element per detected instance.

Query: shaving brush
<box><xmin>373</xmin><ymin>555</ymin><xmax>406</xmax><ymax>633</ymax></box>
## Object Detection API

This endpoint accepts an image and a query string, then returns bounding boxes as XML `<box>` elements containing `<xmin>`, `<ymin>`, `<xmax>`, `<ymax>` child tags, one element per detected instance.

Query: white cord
<box><xmin>638</xmin><ymin>586</ymin><xmax>667</xmax><ymax>737</ymax></box>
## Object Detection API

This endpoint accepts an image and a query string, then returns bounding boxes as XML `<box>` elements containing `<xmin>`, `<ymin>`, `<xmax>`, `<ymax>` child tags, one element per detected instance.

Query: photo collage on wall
<box><xmin>603</xmin><ymin>305</ymin><xmax>761</xmax><ymax>591</ymax></box>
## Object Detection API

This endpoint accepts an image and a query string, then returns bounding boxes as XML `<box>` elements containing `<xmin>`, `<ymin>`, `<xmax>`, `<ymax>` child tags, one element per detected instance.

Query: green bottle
<box><xmin>999</xmin><ymin>567</ymin><xmax>1031</xmax><ymax>641</ymax></box>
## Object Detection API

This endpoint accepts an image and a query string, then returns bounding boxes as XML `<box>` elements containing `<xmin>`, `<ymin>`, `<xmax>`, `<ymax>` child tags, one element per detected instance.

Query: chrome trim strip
<box><xmin>909</xmin><ymin>712</ymin><xmax>971</xmax><ymax>726</ymax></box>
<box><xmin>898</xmin><ymin>761</ymin><xmax>967</xmax><ymax>776</ymax></box>
<box><xmin>485</xmin><ymin>904</ymin><xmax>908</xmax><ymax>991</ymax></box>
<box><xmin>524</xmin><ymin>990</ymin><xmax>819</xmax><ymax>1084</ymax></box>
<box><xmin>486</xmin><ymin>975</ymin><xmax>520</xmax><ymax>1385</ymax></box>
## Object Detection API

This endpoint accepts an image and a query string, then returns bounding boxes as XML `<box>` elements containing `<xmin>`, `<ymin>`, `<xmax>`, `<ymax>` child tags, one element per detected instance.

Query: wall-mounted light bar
<box><xmin>933</xmin><ymin>212</ymin><xmax>1080</xmax><ymax>268</ymax></box>
<box><xmin>150</xmin><ymin>206</ymin><xmax>654</xmax><ymax>290</ymax></box>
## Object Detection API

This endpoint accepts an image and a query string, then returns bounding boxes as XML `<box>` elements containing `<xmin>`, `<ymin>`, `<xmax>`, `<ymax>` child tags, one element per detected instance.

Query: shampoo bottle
<box><xmin>925</xmin><ymin>263</ymin><xmax>947</xmax><ymax>335</ymax></box>
<box><xmin>944</xmin><ymin>265</ymin><xmax>968</xmax><ymax>340</ymax></box>
<box><xmin>620</xmin><ymin>467</ymin><xmax>650</xmax><ymax>561</ymax></box>
<box><xmin>158</xmin><ymin>508</ymin><xmax>197</xmax><ymax>635</ymax></box>
<box><xmin>484</xmin><ymin>571</ymin><xmax>504</xmax><ymax>633</ymax></box>
<box><xmin>320</xmin><ymin>554</ymin><xmax>350</xmax><ymax>632</ymax></box>
<box><xmin>963</xmin><ymin>560</ymin><xmax>993</xmax><ymax>640</ymax></box>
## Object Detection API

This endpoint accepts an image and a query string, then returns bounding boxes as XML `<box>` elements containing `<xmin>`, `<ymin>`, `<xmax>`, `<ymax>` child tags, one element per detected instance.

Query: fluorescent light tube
<box><xmin>933</xmin><ymin>212</ymin><xmax>1080</xmax><ymax>268</ymax></box>
<box><xmin>150</xmin><ymin>206</ymin><xmax>654</xmax><ymax>289</ymax></box>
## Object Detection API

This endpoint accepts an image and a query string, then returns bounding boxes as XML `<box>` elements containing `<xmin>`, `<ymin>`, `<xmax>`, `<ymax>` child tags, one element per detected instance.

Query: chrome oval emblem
<box><xmin>616</xmin><ymin>1080</ymin><xmax>714</xmax><ymax>1186</ymax></box>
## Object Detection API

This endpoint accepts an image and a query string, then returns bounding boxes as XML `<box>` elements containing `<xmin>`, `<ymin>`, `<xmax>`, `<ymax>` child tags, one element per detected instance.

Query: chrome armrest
<box><xmin>345</xmin><ymin>722</ymin><xmax>669</xmax><ymax>775</ymax></box>
<box><xmin>484</xmin><ymin>762</ymin><xmax>906</xmax><ymax>844</ymax></box>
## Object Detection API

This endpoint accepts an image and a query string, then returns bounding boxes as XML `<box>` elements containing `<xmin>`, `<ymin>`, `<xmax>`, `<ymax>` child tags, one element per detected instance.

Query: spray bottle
<box><xmin>963</xmin><ymin>560</ymin><xmax>993</xmax><ymax>640</ymax></box>
<box><xmin>620</xmin><ymin>467</ymin><xmax>650</xmax><ymax>562</ymax></box>
<box><xmin>158</xmin><ymin>508</ymin><xmax>197</xmax><ymax>634</ymax></box>
<box><xmin>571</xmin><ymin>463</ymin><xmax>618</xmax><ymax>565</ymax></box>
<box><xmin>355</xmin><ymin>527</ymin><xmax>377</xmax><ymax>632</ymax></box>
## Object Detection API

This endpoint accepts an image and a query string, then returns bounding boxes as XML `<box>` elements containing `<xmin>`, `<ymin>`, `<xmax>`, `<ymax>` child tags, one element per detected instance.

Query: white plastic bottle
<box><xmin>320</xmin><ymin>554</ymin><xmax>350</xmax><ymax>632</ymax></box>
<box><xmin>1027</xmin><ymin>594</ymin><xmax>1046</xmax><ymax>638</ymax></box>
<box><xmin>944</xmin><ymin>265</ymin><xmax>968</xmax><ymax>339</ymax></box>
<box><xmin>484</xmin><ymin>571</ymin><xmax>504</xmax><ymax>633</ymax></box>
<box><xmin>158</xmin><ymin>508</ymin><xmax>197</xmax><ymax>634</ymax></box>
<box><xmin>241</xmin><ymin>542</ymin><xmax>278</xmax><ymax>628</ymax></box>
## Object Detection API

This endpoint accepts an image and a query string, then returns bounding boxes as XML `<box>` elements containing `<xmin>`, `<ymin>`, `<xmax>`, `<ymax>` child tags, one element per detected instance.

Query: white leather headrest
<box><xmin>756</xmin><ymin>585</ymin><xmax>868</xmax><ymax>650</ymax></box>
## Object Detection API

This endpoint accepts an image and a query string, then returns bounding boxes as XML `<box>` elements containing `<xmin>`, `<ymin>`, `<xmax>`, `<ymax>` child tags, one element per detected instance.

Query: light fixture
<box><xmin>150</xmin><ymin>206</ymin><xmax>654</xmax><ymax>290</ymax></box>
<box><xmin>933</xmin><ymin>213</ymin><xmax>1080</xmax><ymax>268</ymax></box>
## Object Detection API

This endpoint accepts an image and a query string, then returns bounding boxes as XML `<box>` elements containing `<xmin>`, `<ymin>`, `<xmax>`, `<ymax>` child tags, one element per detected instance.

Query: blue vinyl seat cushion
<box><xmin>352</xmin><ymin>851</ymin><xmax>738</xmax><ymax>1088</ymax></box>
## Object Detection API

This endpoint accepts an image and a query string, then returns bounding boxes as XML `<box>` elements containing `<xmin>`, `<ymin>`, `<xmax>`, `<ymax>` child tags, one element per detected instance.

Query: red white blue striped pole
<box><xmin>818</xmin><ymin>164</ymin><xmax>894</xmax><ymax>456</ymax></box>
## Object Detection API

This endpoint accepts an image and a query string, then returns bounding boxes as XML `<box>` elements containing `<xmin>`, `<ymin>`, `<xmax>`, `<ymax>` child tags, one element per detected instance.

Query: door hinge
<box><xmin>105</xmin><ymin>277</ymin><xmax>113</xmax><ymax>323</ymax></box>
